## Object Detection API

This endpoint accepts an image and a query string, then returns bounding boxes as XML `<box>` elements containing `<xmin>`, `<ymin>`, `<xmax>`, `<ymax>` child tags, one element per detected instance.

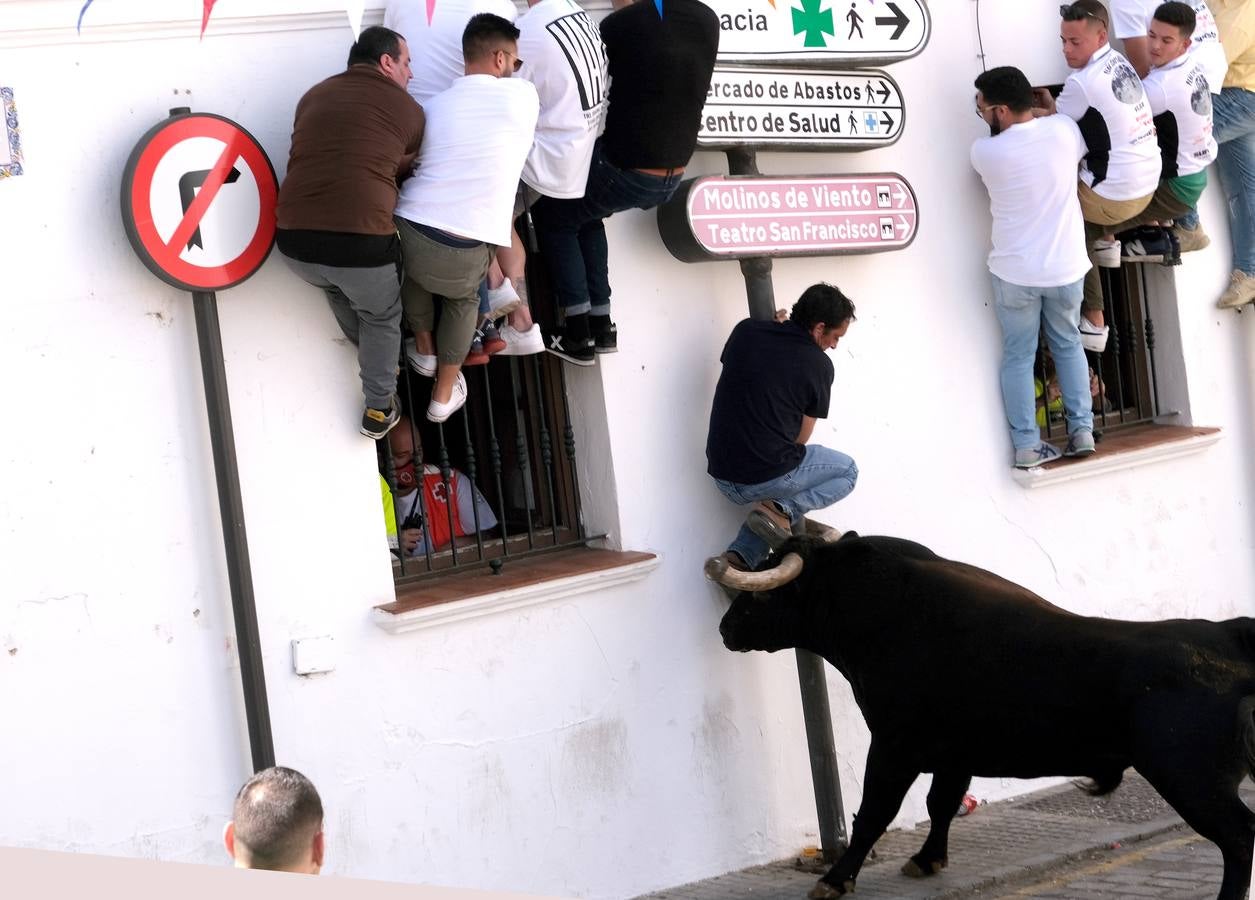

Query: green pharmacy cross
<box><xmin>792</xmin><ymin>0</ymin><xmax>834</xmax><ymax>48</ymax></box>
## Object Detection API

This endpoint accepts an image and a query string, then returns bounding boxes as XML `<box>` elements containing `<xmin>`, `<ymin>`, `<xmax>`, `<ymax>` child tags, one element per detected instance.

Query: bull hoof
<box><xmin>808</xmin><ymin>879</ymin><xmax>854</xmax><ymax>899</ymax></box>
<box><xmin>901</xmin><ymin>856</ymin><xmax>946</xmax><ymax>878</ymax></box>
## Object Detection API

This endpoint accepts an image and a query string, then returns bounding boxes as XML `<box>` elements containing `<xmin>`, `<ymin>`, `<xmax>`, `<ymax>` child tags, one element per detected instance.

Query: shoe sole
<box><xmin>746</xmin><ymin>508</ymin><xmax>793</xmax><ymax>546</ymax></box>
<box><xmin>361</xmin><ymin>415</ymin><xmax>401</xmax><ymax>440</ymax></box>
<box><xmin>408</xmin><ymin>358</ymin><xmax>437</xmax><ymax>378</ymax></box>
<box><xmin>487</xmin><ymin>299</ymin><xmax>522</xmax><ymax>321</ymax></box>
<box><xmin>546</xmin><ymin>347</ymin><xmax>596</xmax><ymax>367</ymax></box>
<box><xmin>1121</xmin><ymin>252</ymin><xmax>1164</xmax><ymax>264</ymax></box>
<box><xmin>594</xmin><ymin>345</ymin><xmax>618</xmax><ymax>355</ymax></box>
<box><xmin>426</xmin><ymin>397</ymin><xmax>466</xmax><ymax>423</ymax></box>
<box><xmin>1064</xmin><ymin>446</ymin><xmax>1096</xmax><ymax>458</ymax></box>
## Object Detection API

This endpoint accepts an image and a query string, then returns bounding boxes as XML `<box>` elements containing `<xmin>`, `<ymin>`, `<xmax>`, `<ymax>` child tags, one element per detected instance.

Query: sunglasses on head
<box><xmin>1059</xmin><ymin>3</ymin><xmax>1104</xmax><ymax>24</ymax></box>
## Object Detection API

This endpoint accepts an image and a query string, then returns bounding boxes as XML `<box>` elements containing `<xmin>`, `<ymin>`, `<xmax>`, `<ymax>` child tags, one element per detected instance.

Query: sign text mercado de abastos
<box><xmin>658</xmin><ymin>174</ymin><xmax>918</xmax><ymax>262</ymax></box>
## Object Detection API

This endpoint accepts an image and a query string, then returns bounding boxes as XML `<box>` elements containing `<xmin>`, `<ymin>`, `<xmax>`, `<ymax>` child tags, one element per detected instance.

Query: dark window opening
<box><xmin>378</xmin><ymin>239</ymin><xmax>594</xmax><ymax>585</ymax></box>
<box><xmin>1037</xmin><ymin>262</ymin><xmax>1174</xmax><ymax>444</ymax></box>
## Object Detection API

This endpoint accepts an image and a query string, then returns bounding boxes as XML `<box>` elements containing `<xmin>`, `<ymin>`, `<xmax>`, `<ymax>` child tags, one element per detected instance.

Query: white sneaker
<box><xmin>1217</xmin><ymin>270</ymin><xmax>1255</xmax><ymax>309</ymax></box>
<box><xmin>1092</xmin><ymin>239</ymin><xmax>1121</xmax><ymax>268</ymax></box>
<box><xmin>426</xmin><ymin>372</ymin><xmax>467</xmax><ymax>423</ymax></box>
<box><xmin>405</xmin><ymin>338</ymin><xmax>437</xmax><ymax>377</ymax></box>
<box><xmin>497</xmin><ymin>323</ymin><xmax>544</xmax><ymax>356</ymax></box>
<box><xmin>1078</xmin><ymin>319</ymin><xmax>1109</xmax><ymax>353</ymax></box>
<box><xmin>485</xmin><ymin>280</ymin><xmax>522</xmax><ymax>320</ymax></box>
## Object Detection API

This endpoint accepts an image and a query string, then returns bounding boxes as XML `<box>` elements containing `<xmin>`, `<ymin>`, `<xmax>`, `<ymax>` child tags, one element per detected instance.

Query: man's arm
<box><xmin>796</xmin><ymin>415</ymin><xmax>816</xmax><ymax>445</ymax></box>
<box><xmin>1122</xmin><ymin>35</ymin><xmax>1152</xmax><ymax>79</ymax></box>
<box><xmin>1030</xmin><ymin>87</ymin><xmax>1057</xmax><ymax>117</ymax></box>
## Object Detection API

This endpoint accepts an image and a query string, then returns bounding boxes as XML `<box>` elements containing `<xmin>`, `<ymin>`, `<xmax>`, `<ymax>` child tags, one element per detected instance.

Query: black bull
<box><xmin>716</xmin><ymin>532</ymin><xmax>1255</xmax><ymax>900</ymax></box>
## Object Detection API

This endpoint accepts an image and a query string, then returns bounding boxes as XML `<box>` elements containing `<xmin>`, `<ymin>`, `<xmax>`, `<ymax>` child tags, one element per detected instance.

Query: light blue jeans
<box><xmin>1176</xmin><ymin>87</ymin><xmax>1255</xmax><ymax>274</ymax></box>
<box><xmin>713</xmin><ymin>445</ymin><xmax>858</xmax><ymax>568</ymax></box>
<box><xmin>991</xmin><ymin>274</ymin><xmax>1093</xmax><ymax>451</ymax></box>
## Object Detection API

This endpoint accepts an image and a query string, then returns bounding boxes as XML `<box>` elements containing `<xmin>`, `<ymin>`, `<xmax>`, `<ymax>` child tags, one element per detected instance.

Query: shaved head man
<box><xmin>224</xmin><ymin>767</ymin><xmax>324</xmax><ymax>874</ymax></box>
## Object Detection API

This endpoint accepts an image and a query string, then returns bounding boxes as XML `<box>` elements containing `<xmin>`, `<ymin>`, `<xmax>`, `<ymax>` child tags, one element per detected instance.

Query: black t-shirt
<box><xmin>706</xmin><ymin>319</ymin><xmax>834</xmax><ymax>484</ymax></box>
<box><xmin>599</xmin><ymin>0</ymin><xmax>720</xmax><ymax>170</ymax></box>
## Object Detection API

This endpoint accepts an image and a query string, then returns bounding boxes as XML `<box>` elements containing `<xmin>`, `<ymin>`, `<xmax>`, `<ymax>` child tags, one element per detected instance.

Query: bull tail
<box><xmin>1238</xmin><ymin>696</ymin><xmax>1255</xmax><ymax>782</ymax></box>
<box><xmin>1075</xmin><ymin>768</ymin><xmax>1125</xmax><ymax>797</ymax></box>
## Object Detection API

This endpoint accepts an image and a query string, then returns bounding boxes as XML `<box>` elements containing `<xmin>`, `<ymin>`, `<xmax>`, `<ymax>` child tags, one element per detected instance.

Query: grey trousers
<box><xmin>279</xmin><ymin>252</ymin><xmax>401</xmax><ymax>410</ymax></box>
<box><xmin>395</xmin><ymin>217</ymin><xmax>491</xmax><ymax>366</ymax></box>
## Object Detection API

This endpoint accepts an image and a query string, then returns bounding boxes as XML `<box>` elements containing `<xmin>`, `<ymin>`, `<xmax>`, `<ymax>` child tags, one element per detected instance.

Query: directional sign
<box><xmin>121</xmin><ymin>112</ymin><xmax>277</xmax><ymax>292</ymax></box>
<box><xmin>700</xmin><ymin>66</ymin><xmax>904</xmax><ymax>150</ymax></box>
<box><xmin>703</xmin><ymin>0</ymin><xmax>930</xmax><ymax>66</ymax></box>
<box><xmin>657</xmin><ymin>174</ymin><xmax>918</xmax><ymax>262</ymax></box>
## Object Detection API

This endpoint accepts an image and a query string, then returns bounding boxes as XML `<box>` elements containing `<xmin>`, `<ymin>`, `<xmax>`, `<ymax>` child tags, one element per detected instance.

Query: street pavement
<box><xmin>639</xmin><ymin>774</ymin><xmax>1252</xmax><ymax>900</ymax></box>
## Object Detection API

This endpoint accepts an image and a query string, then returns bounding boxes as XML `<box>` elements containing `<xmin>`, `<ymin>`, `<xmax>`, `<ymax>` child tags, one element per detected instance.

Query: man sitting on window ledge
<box><xmin>383</xmin><ymin>417</ymin><xmax>498</xmax><ymax>557</ymax></box>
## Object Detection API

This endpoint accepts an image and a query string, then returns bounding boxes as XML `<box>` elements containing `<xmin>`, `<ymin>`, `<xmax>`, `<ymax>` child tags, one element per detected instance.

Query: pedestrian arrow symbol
<box><xmin>874</xmin><ymin>1</ymin><xmax>910</xmax><ymax>39</ymax></box>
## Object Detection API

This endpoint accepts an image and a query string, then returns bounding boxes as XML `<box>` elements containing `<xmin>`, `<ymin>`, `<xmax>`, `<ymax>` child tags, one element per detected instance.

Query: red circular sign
<box><xmin>121</xmin><ymin>112</ymin><xmax>277</xmax><ymax>292</ymax></box>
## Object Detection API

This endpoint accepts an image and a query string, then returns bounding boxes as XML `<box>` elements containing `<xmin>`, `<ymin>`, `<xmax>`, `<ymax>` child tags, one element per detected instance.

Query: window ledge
<box><xmin>1012</xmin><ymin>424</ymin><xmax>1222</xmax><ymax>489</ymax></box>
<box><xmin>373</xmin><ymin>548</ymin><xmax>660</xmax><ymax>634</ymax></box>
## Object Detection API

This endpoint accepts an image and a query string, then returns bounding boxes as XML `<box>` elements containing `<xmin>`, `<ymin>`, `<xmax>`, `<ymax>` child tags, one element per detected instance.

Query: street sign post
<box><xmin>120</xmin><ymin>109</ymin><xmax>277</xmax><ymax>774</ymax></box>
<box><xmin>703</xmin><ymin>0</ymin><xmax>930</xmax><ymax>66</ymax></box>
<box><xmin>658</xmin><ymin>173</ymin><xmax>918</xmax><ymax>262</ymax></box>
<box><xmin>700</xmin><ymin>66</ymin><xmax>904</xmax><ymax>151</ymax></box>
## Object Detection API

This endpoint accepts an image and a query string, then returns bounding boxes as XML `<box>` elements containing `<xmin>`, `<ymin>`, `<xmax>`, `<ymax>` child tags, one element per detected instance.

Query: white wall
<box><xmin>1</xmin><ymin>1</ymin><xmax>1253</xmax><ymax>897</ymax></box>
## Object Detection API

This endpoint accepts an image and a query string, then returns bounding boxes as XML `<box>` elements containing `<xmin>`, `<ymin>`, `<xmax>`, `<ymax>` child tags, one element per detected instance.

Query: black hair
<box><xmin>347</xmin><ymin>25</ymin><xmax>404</xmax><ymax>69</ymax></box>
<box><xmin>462</xmin><ymin>13</ymin><xmax>521</xmax><ymax>64</ymax></box>
<box><xmin>231</xmin><ymin>767</ymin><xmax>324</xmax><ymax>870</ymax></box>
<box><xmin>974</xmin><ymin>66</ymin><xmax>1033</xmax><ymax>114</ymax></box>
<box><xmin>1060</xmin><ymin>0</ymin><xmax>1109</xmax><ymax>30</ymax></box>
<box><xmin>1153</xmin><ymin>2</ymin><xmax>1197</xmax><ymax>40</ymax></box>
<box><xmin>790</xmin><ymin>283</ymin><xmax>856</xmax><ymax>331</ymax></box>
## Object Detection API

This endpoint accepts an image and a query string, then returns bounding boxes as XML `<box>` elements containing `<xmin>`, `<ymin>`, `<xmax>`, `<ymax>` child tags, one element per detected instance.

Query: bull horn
<box><xmin>704</xmin><ymin>552</ymin><xmax>804</xmax><ymax>591</ymax></box>
<box><xmin>803</xmin><ymin>519</ymin><xmax>844</xmax><ymax>543</ymax></box>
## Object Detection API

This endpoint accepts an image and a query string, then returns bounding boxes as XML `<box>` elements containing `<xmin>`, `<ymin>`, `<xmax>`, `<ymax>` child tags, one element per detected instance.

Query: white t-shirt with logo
<box><xmin>971</xmin><ymin>116</ymin><xmax>1091</xmax><ymax>288</ymax></box>
<box><xmin>395</xmin><ymin>75</ymin><xmax>538</xmax><ymax>245</ymax></box>
<box><xmin>1109</xmin><ymin>0</ymin><xmax>1227</xmax><ymax>94</ymax></box>
<box><xmin>1056</xmin><ymin>44</ymin><xmax>1161</xmax><ymax>200</ymax></box>
<box><xmin>384</xmin><ymin>0</ymin><xmax>519</xmax><ymax>106</ymax></box>
<box><xmin>1143</xmin><ymin>52</ymin><xmax>1218</xmax><ymax>177</ymax></box>
<box><xmin>516</xmin><ymin>0</ymin><xmax>608</xmax><ymax>198</ymax></box>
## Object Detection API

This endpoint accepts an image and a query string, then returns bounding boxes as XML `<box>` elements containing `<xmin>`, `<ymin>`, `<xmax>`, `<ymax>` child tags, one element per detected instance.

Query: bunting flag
<box><xmin>76</xmin><ymin>0</ymin><xmax>94</xmax><ymax>34</ymax></box>
<box><xmin>344</xmin><ymin>0</ymin><xmax>366</xmax><ymax>38</ymax></box>
<box><xmin>201</xmin><ymin>0</ymin><xmax>218</xmax><ymax>38</ymax></box>
<box><xmin>426</xmin><ymin>0</ymin><xmax>437</xmax><ymax>26</ymax></box>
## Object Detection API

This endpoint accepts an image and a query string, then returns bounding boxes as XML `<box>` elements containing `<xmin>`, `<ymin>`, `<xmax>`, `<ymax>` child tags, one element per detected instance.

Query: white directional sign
<box><xmin>699</xmin><ymin>66</ymin><xmax>904</xmax><ymax>150</ymax></box>
<box><xmin>658</xmin><ymin>174</ymin><xmax>918</xmax><ymax>262</ymax></box>
<box><xmin>703</xmin><ymin>0</ymin><xmax>930</xmax><ymax>66</ymax></box>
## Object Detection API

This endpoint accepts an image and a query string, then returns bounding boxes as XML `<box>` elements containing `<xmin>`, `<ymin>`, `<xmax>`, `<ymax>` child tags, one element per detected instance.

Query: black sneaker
<box><xmin>1161</xmin><ymin>227</ymin><xmax>1182</xmax><ymax>267</ymax></box>
<box><xmin>1119</xmin><ymin>226</ymin><xmax>1171</xmax><ymax>264</ymax></box>
<box><xmin>593</xmin><ymin>321</ymin><xmax>618</xmax><ymax>354</ymax></box>
<box><xmin>361</xmin><ymin>395</ymin><xmax>400</xmax><ymax>439</ymax></box>
<box><xmin>544</xmin><ymin>328</ymin><xmax>596</xmax><ymax>366</ymax></box>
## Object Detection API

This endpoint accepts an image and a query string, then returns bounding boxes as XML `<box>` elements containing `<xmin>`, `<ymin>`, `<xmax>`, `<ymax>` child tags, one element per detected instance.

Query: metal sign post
<box><xmin>120</xmin><ymin>108</ymin><xmax>278</xmax><ymax>773</ymax></box>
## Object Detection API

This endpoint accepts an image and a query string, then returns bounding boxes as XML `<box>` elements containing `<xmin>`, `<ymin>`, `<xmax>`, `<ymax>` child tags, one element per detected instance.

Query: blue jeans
<box><xmin>713</xmin><ymin>445</ymin><xmax>858</xmax><ymax>568</ymax></box>
<box><xmin>1177</xmin><ymin>87</ymin><xmax>1255</xmax><ymax>274</ymax></box>
<box><xmin>991</xmin><ymin>274</ymin><xmax>1093</xmax><ymax>451</ymax></box>
<box><xmin>531</xmin><ymin>141</ymin><xmax>683</xmax><ymax>316</ymax></box>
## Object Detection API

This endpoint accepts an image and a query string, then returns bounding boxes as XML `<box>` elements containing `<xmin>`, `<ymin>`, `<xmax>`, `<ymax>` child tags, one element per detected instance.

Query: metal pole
<box><xmin>725</xmin><ymin>147</ymin><xmax>848</xmax><ymax>862</ymax></box>
<box><xmin>192</xmin><ymin>290</ymin><xmax>276</xmax><ymax>773</ymax></box>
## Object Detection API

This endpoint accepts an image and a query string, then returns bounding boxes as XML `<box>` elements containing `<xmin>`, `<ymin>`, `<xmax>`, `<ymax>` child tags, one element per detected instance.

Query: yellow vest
<box><xmin>1214</xmin><ymin>0</ymin><xmax>1255</xmax><ymax>91</ymax></box>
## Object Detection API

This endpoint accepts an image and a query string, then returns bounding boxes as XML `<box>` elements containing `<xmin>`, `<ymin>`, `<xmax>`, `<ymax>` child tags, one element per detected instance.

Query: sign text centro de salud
<box><xmin>703</xmin><ymin>0</ymin><xmax>930</xmax><ymax>66</ymax></box>
<box><xmin>699</xmin><ymin>67</ymin><xmax>903</xmax><ymax>150</ymax></box>
<box><xmin>658</xmin><ymin>174</ymin><xmax>918</xmax><ymax>262</ymax></box>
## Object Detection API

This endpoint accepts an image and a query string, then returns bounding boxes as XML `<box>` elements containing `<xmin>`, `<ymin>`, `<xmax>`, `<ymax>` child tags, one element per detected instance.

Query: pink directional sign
<box><xmin>658</xmin><ymin>174</ymin><xmax>918</xmax><ymax>262</ymax></box>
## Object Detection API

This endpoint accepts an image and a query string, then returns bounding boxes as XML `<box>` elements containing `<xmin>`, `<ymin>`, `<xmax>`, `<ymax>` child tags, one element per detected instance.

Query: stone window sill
<box><xmin>373</xmin><ymin>547</ymin><xmax>659</xmax><ymax>634</ymax></box>
<box><xmin>1011</xmin><ymin>424</ymin><xmax>1221</xmax><ymax>489</ymax></box>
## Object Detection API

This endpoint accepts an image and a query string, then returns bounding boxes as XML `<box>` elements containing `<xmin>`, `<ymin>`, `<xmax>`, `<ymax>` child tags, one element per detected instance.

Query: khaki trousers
<box><xmin>1078</xmin><ymin>183</ymin><xmax>1154</xmax><ymax>311</ymax></box>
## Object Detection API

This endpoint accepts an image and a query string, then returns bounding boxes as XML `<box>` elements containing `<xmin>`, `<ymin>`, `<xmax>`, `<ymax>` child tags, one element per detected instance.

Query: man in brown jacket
<box><xmin>276</xmin><ymin>26</ymin><xmax>425</xmax><ymax>438</ymax></box>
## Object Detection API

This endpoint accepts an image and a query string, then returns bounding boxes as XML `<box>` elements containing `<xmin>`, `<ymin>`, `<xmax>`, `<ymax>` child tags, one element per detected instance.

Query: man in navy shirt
<box><xmin>706</xmin><ymin>284</ymin><xmax>859</xmax><ymax>570</ymax></box>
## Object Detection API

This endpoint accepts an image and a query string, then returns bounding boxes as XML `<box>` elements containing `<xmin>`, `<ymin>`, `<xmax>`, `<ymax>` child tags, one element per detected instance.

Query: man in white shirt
<box><xmin>1109</xmin><ymin>0</ymin><xmax>1227</xmax><ymax>86</ymax></box>
<box><xmin>973</xmin><ymin>66</ymin><xmax>1096</xmax><ymax>468</ymax></box>
<box><xmin>1034</xmin><ymin>0</ymin><xmax>1161</xmax><ymax>351</ymax></box>
<box><xmin>1110</xmin><ymin>2</ymin><xmax>1218</xmax><ymax>262</ymax></box>
<box><xmin>516</xmin><ymin>0</ymin><xmax>608</xmax><ymax>203</ymax></box>
<box><xmin>393</xmin><ymin>14</ymin><xmax>539</xmax><ymax>423</ymax></box>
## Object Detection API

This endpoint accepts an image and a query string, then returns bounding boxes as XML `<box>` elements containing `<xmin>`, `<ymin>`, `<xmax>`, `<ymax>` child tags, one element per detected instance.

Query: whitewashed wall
<box><xmin>1</xmin><ymin>1</ymin><xmax>1253</xmax><ymax>897</ymax></box>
